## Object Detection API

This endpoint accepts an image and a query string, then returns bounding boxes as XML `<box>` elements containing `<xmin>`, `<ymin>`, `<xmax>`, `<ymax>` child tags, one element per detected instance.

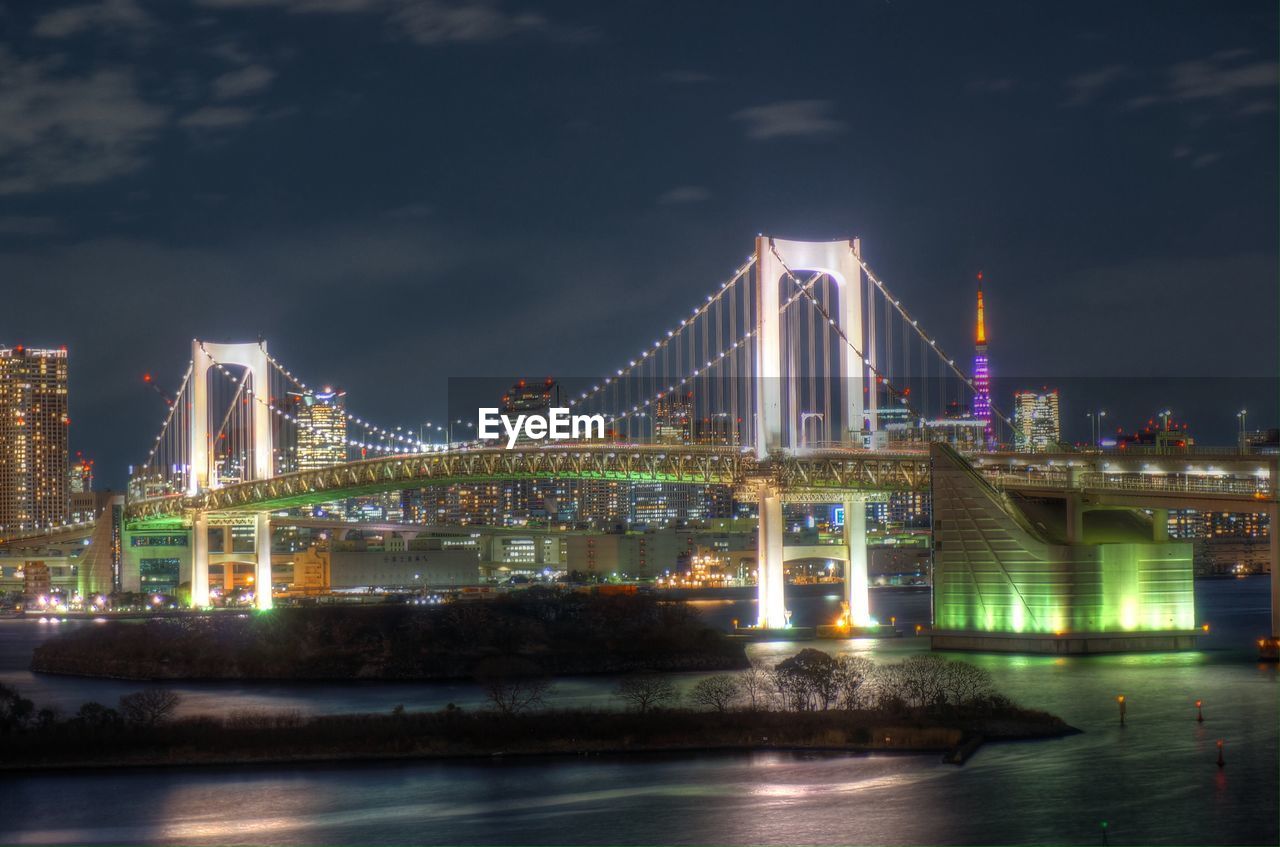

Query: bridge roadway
<box><xmin>122</xmin><ymin>442</ymin><xmax>1275</xmax><ymax>525</ymax></box>
<box><xmin>9</xmin><ymin>441</ymin><xmax>1276</xmax><ymax>638</ymax></box>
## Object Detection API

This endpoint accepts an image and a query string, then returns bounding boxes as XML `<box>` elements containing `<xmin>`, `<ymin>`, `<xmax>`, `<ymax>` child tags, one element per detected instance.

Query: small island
<box><xmin>4</xmin><ymin>647</ymin><xmax>1076</xmax><ymax>771</ymax></box>
<box><xmin>30</xmin><ymin>592</ymin><xmax>750</xmax><ymax>680</ymax></box>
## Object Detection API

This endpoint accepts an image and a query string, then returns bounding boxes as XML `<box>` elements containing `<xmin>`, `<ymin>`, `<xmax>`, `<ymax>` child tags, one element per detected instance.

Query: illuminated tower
<box><xmin>971</xmin><ymin>273</ymin><xmax>991</xmax><ymax>445</ymax></box>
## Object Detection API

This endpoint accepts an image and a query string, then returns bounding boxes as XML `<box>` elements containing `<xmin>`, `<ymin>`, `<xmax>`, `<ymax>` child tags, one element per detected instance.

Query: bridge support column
<box><xmin>255</xmin><ymin>513</ymin><xmax>273</xmax><ymax>611</ymax></box>
<box><xmin>1065</xmin><ymin>495</ymin><xmax>1084</xmax><ymax>543</ymax></box>
<box><xmin>756</xmin><ymin>488</ymin><xmax>787</xmax><ymax>629</ymax></box>
<box><xmin>1152</xmin><ymin>508</ymin><xmax>1169</xmax><ymax>542</ymax></box>
<box><xmin>843</xmin><ymin>499</ymin><xmax>871</xmax><ymax>627</ymax></box>
<box><xmin>191</xmin><ymin>513</ymin><xmax>209</xmax><ymax>607</ymax></box>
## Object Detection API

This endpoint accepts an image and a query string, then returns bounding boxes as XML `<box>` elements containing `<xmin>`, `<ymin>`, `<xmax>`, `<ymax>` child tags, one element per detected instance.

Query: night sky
<box><xmin>0</xmin><ymin>0</ymin><xmax>1275</xmax><ymax>487</ymax></box>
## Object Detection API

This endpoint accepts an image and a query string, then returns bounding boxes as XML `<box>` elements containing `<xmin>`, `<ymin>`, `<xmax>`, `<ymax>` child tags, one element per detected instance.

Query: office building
<box><xmin>653</xmin><ymin>392</ymin><xmax>692</xmax><ymax>444</ymax></box>
<box><xmin>294</xmin><ymin>387</ymin><xmax>348</xmax><ymax>470</ymax></box>
<box><xmin>1013</xmin><ymin>389</ymin><xmax>1060</xmax><ymax>453</ymax></box>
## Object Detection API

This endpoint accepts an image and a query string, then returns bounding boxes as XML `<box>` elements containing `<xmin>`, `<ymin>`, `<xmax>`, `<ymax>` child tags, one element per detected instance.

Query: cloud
<box><xmin>33</xmin><ymin>0</ymin><xmax>153</xmax><ymax>38</ymax></box>
<box><xmin>194</xmin><ymin>0</ymin><xmax>593</xmax><ymax>45</ymax></box>
<box><xmin>178</xmin><ymin>106</ymin><xmax>255</xmax><ymax>128</ymax></box>
<box><xmin>211</xmin><ymin>64</ymin><xmax>276</xmax><ymax>99</ymax></box>
<box><xmin>0</xmin><ymin>215</ymin><xmax>58</xmax><ymax>235</ymax></box>
<box><xmin>0</xmin><ymin>52</ymin><xmax>167</xmax><ymax>194</ymax></box>
<box><xmin>1062</xmin><ymin>65</ymin><xmax>1127</xmax><ymax>106</ymax></box>
<box><xmin>657</xmin><ymin>186</ymin><xmax>709</xmax><ymax>205</ymax></box>
<box><xmin>732</xmin><ymin>100</ymin><xmax>846</xmax><ymax>141</ymax></box>
<box><xmin>1128</xmin><ymin>52</ymin><xmax>1278</xmax><ymax>109</ymax></box>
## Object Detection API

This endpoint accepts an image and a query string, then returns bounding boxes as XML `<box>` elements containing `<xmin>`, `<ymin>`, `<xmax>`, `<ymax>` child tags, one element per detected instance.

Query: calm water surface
<box><xmin>1</xmin><ymin>578</ymin><xmax>1275</xmax><ymax>845</ymax></box>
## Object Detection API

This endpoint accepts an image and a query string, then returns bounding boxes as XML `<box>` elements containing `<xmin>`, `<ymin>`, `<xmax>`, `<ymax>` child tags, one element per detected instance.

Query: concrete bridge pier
<box><xmin>756</xmin><ymin>486</ymin><xmax>787</xmax><ymax>629</ymax></box>
<box><xmin>843</xmin><ymin>498</ymin><xmax>871</xmax><ymax>627</ymax></box>
<box><xmin>256</xmin><ymin>512</ymin><xmax>273</xmax><ymax>611</ymax></box>
<box><xmin>192</xmin><ymin>512</ymin><xmax>210</xmax><ymax>607</ymax></box>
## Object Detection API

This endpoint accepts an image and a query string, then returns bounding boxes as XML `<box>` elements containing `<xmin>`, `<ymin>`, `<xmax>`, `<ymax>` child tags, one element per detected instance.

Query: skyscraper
<box><xmin>653</xmin><ymin>392</ymin><xmax>692</xmax><ymax>444</ymax></box>
<box><xmin>1013</xmin><ymin>389</ymin><xmax>1061</xmax><ymax>453</ymax></box>
<box><xmin>294</xmin><ymin>387</ymin><xmax>348</xmax><ymax>470</ymax></box>
<box><xmin>972</xmin><ymin>272</ymin><xmax>991</xmax><ymax>444</ymax></box>
<box><xmin>0</xmin><ymin>345</ymin><xmax>69</xmax><ymax>530</ymax></box>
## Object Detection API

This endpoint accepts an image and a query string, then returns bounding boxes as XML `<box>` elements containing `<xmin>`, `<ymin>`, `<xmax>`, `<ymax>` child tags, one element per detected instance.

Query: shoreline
<box><xmin>0</xmin><ymin>706</ymin><xmax>1078</xmax><ymax>774</ymax></box>
<box><xmin>2</xmin><ymin>725</ymin><xmax>1080</xmax><ymax>774</ymax></box>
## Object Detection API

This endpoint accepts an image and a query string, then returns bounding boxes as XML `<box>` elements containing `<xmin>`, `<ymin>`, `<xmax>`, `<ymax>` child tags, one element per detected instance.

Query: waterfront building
<box><xmin>0</xmin><ymin>345</ymin><xmax>69</xmax><ymax>531</ymax></box>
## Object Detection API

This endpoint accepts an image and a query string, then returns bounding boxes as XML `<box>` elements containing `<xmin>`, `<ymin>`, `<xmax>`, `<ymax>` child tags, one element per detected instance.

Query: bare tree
<box><xmin>118</xmin><ymin>688</ymin><xmax>181</xmax><ymax>727</ymax></box>
<box><xmin>739</xmin><ymin>664</ymin><xmax>771</xmax><ymax>711</ymax></box>
<box><xmin>940</xmin><ymin>660</ymin><xmax>995</xmax><ymax>705</ymax></box>
<box><xmin>898</xmin><ymin>654</ymin><xmax>949</xmax><ymax>708</ymax></box>
<box><xmin>832</xmin><ymin>656</ymin><xmax>876</xmax><ymax>710</ymax></box>
<box><xmin>689</xmin><ymin>675</ymin><xmax>741</xmax><ymax>712</ymax></box>
<box><xmin>475</xmin><ymin>657</ymin><xmax>552</xmax><ymax>716</ymax></box>
<box><xmin>615</xmin><ymin>675</ymin><xmax>678</xmax><ymax>713</ymax></box>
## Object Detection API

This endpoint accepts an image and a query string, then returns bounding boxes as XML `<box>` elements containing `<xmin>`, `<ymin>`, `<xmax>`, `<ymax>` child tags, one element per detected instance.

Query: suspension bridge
<box><xmin>96</xmin><ymin>235</ymin><xmax>1278</xmax><ymax>640</ymax></box>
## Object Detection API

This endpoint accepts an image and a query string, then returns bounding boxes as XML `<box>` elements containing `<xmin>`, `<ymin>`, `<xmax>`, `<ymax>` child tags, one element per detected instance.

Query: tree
<box><xmin>615</xmin><ymin>675</ymin><xmax>678</xmax><ymax>713</ymax></box>
<box><xmin>940</xmin><ymin>660</ymin><xmax>995</xmax><ymax>706</ymax></box>
<box><xmin>119</xmin><ymin>688</ymin><xmax>181</xmax><ymax>728</ymax></box>
<box><xmin>475</xmin><ymin>656</ymin><xmax>552</xmax><ymax>716</ymax></box>
<box><xmin>772</xmin><ymin>648</ymin><xmax>840</xmax><ymax>711</ymax></box>
<box><xmin>897</xmin><ymin>654</ymin><xmax>949</xmax><ymax>709</ymax></box>
<box><xmin>738</xmin><ymin>664</ymin><xmax>771</xmax><ymax>711</ymax></box>
<box><xmin>74</xmin><ymin>701</ymin><xmax>122</xmax><ymax>730</ymax></box>
<box><xmin>689</xmin><ymin>675</ymin><xmax>741</xmax><ymax>712</ymax></box>
<box><xmin>0</xmin><ymin>683</ymin><xmax>34</xmax><ymax>734</ymax></box>
<box><xmin>832</xmin><ymin>656</ymin><xmax>876</xmax><ymax>710</ymax></box>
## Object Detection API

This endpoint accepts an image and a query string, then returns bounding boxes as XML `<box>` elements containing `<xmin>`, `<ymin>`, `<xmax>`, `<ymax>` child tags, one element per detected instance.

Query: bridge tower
<box><xmin>752</xmin><ymin>237</ymin><xmax>873</xmax><ymax>629</ymax></box>
<box><xmin>188</xmin><ymin>340</ymin><xmax>275</xmax><ymax>610</ymax></box>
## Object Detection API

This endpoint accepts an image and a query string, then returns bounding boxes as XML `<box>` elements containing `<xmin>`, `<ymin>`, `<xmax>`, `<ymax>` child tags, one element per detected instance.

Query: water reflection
<box><xmin>0</xmin><ymin>578</ymin><xmax>1274</xmax><ymax>845</ymax></box>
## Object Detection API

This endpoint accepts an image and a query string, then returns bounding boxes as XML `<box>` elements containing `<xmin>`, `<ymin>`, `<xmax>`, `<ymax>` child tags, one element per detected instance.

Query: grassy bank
<box><xmin>0</xmin><ymin>703</ymin><xmax>1076</xmax><ymax>772</ymax></box>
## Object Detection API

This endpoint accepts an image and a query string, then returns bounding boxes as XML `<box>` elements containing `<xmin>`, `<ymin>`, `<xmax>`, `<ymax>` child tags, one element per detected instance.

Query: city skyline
<box><xmin>0</xmin><ymin>6</ymin><xmax>1275</xmax><ymax>844</ymax></box>
<box><xmin>0</xmin><ymin>2</ymin><xmax>1274</xmax><ymax>488</ymax></box>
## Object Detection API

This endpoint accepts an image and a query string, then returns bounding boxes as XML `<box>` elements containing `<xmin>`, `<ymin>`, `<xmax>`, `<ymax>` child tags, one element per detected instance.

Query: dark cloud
<box><xmin>0</xmin><ymin>52</ymin><xmax>167</xmax><ymax>194</ymax></box>
<box><xmin>732</xmin><ymin>100</ymin><xmax>846</xmax><ymax>141</ymax></box>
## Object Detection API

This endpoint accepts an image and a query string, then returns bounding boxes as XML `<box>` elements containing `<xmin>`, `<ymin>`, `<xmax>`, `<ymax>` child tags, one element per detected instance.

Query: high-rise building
<box><xmin>502</xmin><ymin>378</ymin><xmax>561</xmax><ymax>415</ymax></box>
<box><xmin>0</xmin><ymin>346</ymin><xmax>69</xmax><ymax>531</ymax></box>
<box><xmin>971</xmin><ymin>272</ymin><xmax>992</xmax><ymax>444</ymax></box>
<box><xmin>68</xmin><ymin>452</ymin><xmax>93</xmax><ymax>493</ymax></box>
<box><xmin>653</xmin><ymin>392</ymin><xmax>692</xmax><ymax>444</ymax></box>
<box><xmin>294</xmin><ymin>388</ymin><xmax>348</xmax><ymax>471</ymax></box>
<box><xmin>1013</xmin><ymin>389</ymin><xmax>1061</xmax><ymax>453</ymax></box>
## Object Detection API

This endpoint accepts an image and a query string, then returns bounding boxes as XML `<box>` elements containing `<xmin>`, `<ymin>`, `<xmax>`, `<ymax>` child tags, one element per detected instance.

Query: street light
<box><xmin>1237</xmin><ymin>409</ymin><xmax>1248</xmax><ymax>452</ymax></box>
<box><xmin>1159</xmin><ymin>409</ymin><xmax>1172</xmax><ymax>431</ymax></box>
<box><xmin>1086</xmin><ymin>410</ymin><xmax>1107</xmax><ymax>448</ymax></box>
<box><xmin>448</xmin><ymin>418</ymin><xmax>474</xmax><ymax>445</ymax></box>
